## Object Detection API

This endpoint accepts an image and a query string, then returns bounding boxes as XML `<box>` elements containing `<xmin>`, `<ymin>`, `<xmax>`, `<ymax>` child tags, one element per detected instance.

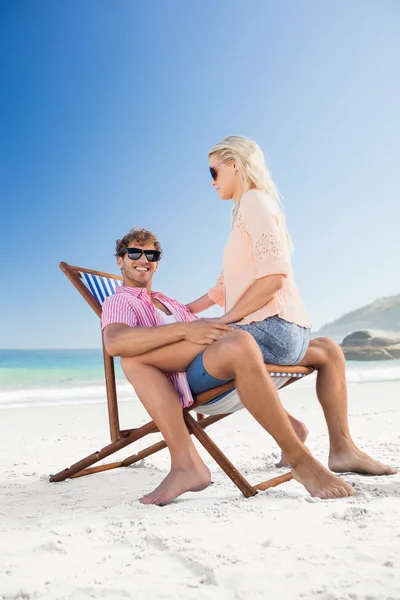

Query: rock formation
<box><xmin>340</xmin><ymin>330</ymin><xmax>400</xmax><ymax>361</ymax></box>
<box><xmin>314</xmin><ymin>294</ymin><xmax>400</xmax><ymax>342</ymax></box>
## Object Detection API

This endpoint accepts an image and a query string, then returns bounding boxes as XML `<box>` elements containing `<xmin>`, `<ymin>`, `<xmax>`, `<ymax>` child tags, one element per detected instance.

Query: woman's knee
<box><xmin>313</xmin><ymin>337</ymin><xmax>346</xmax><ymax>366</ymax></box>
<box><xmin>220</xmin><ymin>330</ymin><xmax>261</xmax><ymax>362</ymax></box>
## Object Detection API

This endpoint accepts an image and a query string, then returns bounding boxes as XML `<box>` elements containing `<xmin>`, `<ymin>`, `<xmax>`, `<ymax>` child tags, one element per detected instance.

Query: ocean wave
<box><xmin>0</xmin><ymin>379</ymin><xmax>137</xmax><ymax>409</ymax></box>
<box><xmin>1</xmin><ymin>362</ymin><xmax>400</xmax><ymax>408</ymax></box>
<box><xmin>295</xmin><ymin>361</ymin><xmax>400</xmax><ymax>387</ymax></box>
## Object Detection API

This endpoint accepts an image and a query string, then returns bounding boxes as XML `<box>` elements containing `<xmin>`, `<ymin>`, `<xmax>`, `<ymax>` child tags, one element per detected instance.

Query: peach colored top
<box><xmin>208</xmin><ymin>189</ymin><xmax>311</xmax><ymax>328</ymax></box>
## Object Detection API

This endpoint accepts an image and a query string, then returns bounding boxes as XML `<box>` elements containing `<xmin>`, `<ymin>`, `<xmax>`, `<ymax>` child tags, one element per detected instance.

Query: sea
<box><xmin>1</xmin><ymin>349</ymin><xmax>400</xmax><ymax>410</ymax></box>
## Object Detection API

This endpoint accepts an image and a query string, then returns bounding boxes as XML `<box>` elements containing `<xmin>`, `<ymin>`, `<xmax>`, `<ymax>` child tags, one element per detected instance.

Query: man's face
<box><xmin>117</xmin><ymin>243</ymin><xmax>159</xmax><ymax>288</ymax></box>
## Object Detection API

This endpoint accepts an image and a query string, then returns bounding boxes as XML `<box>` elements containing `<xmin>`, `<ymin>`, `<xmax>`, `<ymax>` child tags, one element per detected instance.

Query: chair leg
<box><xmin>49</xmin><ymin>438</ymin><xmax>133</xmax><ymax>482</ymax></box>
<box><xmin>253</xmin><ymin>472</ymin><xmax>293</xmax><ymax>490</ymax></box>
<box><xmin>50</xmin><ymin>414</ymin><xmax>230</xmax><ymax>481</ymax></box>
<box><xmin>183</xmin><ymin>412</ymin><xmax>257</xmax><ymax>498</ymax></box>
<box><xmin>70</xmin><ymin>439</ymin><xmax>169</xmax><ymax>478</ymax></box>
<box><xmin>103</xmin><ymin>346</ymin><xmax>120</xmax><ymax>442</ymax></box>
<box><xmin>120</xmin><ymin>413</ymin><xmax>228</xmax><ymax>468</ymax></box>
<box><xmin>50</xmin><ymin>411</ymin><xmax>291</xmax><ymax>497</ymax></box>
<box><xmin>49</xmin><ymin>421</ymin><xmax>158</xmax><ymax>482</ymax></box>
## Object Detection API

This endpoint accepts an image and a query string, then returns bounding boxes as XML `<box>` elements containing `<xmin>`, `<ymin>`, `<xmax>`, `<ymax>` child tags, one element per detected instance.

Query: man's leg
<box><xmin>298</xmin><ymin>337</ymin><xmax>396</xmax><ymax>475</ymax></box>
<box><xmin>120</xmin><ymin>359</ymin><xmax>211</xmax><ymax>505</ymax></box>
<box><xmin>134</xmin><ymin>330</ymin><xmax>356</xmax><ymax>499</ymax></box>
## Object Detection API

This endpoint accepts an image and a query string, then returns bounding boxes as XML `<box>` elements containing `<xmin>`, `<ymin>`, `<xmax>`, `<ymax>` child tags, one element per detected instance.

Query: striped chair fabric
<box><xmin>80</xmin><ymin>272</ymin><xmax>123</xmax><ymax>304</ymax></box>
<box><xmin>80</xmin><ymin>271</ymin><xmax>306</xmax><ymax>415</ymax></box>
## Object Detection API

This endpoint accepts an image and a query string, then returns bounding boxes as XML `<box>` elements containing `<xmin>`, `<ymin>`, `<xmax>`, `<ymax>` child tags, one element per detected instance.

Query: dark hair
<box><xmin>115</xmin><ymin>228</ymin><xmax>162</xmax><ymax>257</ymax></box>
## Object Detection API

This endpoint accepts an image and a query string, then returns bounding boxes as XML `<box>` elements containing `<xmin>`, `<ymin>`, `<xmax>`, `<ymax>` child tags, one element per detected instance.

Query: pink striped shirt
<box><xmin>101</xmin><ymin>286</ymin><xmax>198</xmax><ymax>408</ymax></box>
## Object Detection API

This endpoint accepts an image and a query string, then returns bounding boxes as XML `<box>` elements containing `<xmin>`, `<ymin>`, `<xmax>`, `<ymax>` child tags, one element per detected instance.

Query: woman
<box><xmin>186</xmin><ymin>136</ymin><xmax>310</xmax><ymax>464</ymax></box>
<box><xmin>187</xmin><ymin>135</ymin><xmax>310</xmax><ymax>362</ymax></box>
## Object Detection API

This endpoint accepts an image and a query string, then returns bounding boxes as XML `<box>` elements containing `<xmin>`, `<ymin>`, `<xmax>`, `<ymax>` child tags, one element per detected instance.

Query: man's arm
<box><xmin>104</xmin><ymin>320</ymin><xmax>234</xmax><ymax>357</ymax></box>
<box><xmin>104</xmin><ymin>322</ymin><xmax>187</xmax><ymax>357</ymax></box>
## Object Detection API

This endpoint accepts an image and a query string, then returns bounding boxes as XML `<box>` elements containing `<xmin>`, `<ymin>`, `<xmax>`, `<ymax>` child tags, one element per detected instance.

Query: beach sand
<box><xmin>1</xmin><ymin>380</ymin><xmax>399</xmax><ymax>600</ymax></box>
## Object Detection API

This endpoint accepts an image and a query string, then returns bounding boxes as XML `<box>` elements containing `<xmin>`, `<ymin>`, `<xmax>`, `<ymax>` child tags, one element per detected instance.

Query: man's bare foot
<box><xmin>329</xmin><ymin>446</ymin><xmax>397</xmax><ymax>476</ymax></box>
<box><xmin>139</xmin><ymin>463</ymin><xmax>211</xmax><ymax>506</ymax></box>
<box><xmin>291</xmin><ymin>454</ymin><xmax>356</xmax><ymax>499</ymax></box>
<box><xmin>276</xmin><ymin>421</ymin><xmax>309</xmax><ymax>468</ymax></box>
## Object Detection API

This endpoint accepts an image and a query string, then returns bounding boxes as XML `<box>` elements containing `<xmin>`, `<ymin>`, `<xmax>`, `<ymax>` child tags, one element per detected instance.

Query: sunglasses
<box><xmin>209</xmin><ymin>159</ymin><xmax>230</xmax><ymax>181</ymax></box>
<box><xmin>121</xmin><ymin>248</ymin><xmax>162</xmax><ymax>262</ymax></box>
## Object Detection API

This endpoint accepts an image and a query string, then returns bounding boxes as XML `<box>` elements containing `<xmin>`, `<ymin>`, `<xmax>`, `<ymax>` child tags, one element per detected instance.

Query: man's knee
<box><xmin>120</xmin><ymin>355</ymin><xmax>142</xmax><ymax>373</ymax></box>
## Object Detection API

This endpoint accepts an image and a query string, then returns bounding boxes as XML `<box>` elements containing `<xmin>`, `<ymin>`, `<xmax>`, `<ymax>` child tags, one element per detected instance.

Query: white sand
<box><xmin>1</xmin><ymin>381</ymin><xmax>400</xmax><ymax>600</ymax></box>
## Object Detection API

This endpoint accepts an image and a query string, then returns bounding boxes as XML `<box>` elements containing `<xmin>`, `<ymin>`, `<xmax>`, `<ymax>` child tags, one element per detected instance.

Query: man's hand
<box><xmin>182</xmin><ymin>319</ymin><xmax>234</xmax><ymax>345</ymax></box>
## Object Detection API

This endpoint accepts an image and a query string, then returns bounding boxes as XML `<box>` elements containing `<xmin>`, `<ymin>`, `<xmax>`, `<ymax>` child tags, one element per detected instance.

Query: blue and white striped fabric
<box><xmin>80</xmin><ymin>272</ymin><xmax>123</xmax><ymax>305</ymax></box>
<box><xmin>194</xmin><ymin>372</ymin><xmax>306</xmax><ymax>416</ymax></box>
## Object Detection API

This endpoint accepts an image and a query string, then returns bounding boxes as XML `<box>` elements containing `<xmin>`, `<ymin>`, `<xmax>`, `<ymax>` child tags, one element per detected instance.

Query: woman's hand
<box><xmin>220</xmin><ymin>275</ymin><xmax>285</xmax><ymax>324</ymax></box>
<box><xmin>204</xmin><ymin>316</ymin><xmax>232</xmax><ymax>325</ymax></box>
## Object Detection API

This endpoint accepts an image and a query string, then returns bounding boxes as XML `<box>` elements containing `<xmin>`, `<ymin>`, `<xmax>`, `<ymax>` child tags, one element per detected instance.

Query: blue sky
<box><xmin>1</xmin><ymin>0</ymin><xmax>399</xmax><ymax>349</ymax></box>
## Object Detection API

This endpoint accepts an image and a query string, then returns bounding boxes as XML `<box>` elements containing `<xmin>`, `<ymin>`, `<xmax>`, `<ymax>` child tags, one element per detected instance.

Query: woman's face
<box><xmin>209</xmin><ymin>155</ymin><xmax>237</xmax><ymax>200</ymax></box>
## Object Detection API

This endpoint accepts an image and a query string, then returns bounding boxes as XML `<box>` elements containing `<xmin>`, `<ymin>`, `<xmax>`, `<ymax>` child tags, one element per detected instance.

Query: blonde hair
<box><xmin>208</xmin><ymin>135</ymin><xmax>293</xmax><ymax>251</ymax></box>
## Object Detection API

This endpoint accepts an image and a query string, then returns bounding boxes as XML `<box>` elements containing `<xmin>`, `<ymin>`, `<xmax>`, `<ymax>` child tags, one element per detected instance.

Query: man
<box><xmin>102</xmin><ymin>228</ymin><xmax>395</xmax><ymax>505</ymax></box>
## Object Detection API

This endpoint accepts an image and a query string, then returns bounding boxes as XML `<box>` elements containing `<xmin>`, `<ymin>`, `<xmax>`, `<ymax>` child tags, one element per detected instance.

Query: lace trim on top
<box><xmin>254</xmin><ymin>232</ymin><xmax>286</xmax><ymax>262</ymax></box>
<box><xmin>233</xmin><ymin>211</ymin><xmax>287</xmax><ymax>262</ymax></box>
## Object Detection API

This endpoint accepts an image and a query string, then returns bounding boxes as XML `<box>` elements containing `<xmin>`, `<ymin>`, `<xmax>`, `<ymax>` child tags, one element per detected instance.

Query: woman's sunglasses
<box><xmin>209</xmin><ymin>159</ymin><xmax>230</xmax><ymax>181</ymax></box>
<box><xmin>121</xmin><ymin>248</ymin><xmax>161</xmax><ymax>262</ymax></box>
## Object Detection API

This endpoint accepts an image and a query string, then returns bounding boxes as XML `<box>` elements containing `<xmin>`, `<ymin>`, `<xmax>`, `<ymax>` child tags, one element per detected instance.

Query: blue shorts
<box><xmin>186</xmin><ymin>352</ymin><xmax>234</xmax><ymax>405</ymax></box>
<box><xmin>187</xmin><ymin>316</ymin><xmax>310</xmax><ymax>400</ymax></box>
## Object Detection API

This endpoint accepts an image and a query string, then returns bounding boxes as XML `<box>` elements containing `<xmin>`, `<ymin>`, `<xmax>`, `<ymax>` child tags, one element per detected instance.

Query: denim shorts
<box><xmin>232</xmin><ymin>315</ymin><xmax>310</xmax><ymax>366</ymax></box>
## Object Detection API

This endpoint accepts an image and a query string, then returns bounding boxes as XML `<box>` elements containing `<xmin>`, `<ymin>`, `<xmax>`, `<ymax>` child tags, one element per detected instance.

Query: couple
<box><xmin>102</xmin><ymin>135</ymin><xmax>395</xmax><ymax>505</ymax></box>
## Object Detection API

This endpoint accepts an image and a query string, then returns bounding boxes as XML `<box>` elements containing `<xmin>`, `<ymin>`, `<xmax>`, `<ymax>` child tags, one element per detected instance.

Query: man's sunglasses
<box><xmin>209</xmin><ymin>159</ymin><xmax>230</xmax><ymax>181</ymax></box>
<box><xmin>121</xmin><ymin>248</ymin><xmax>162</xmax><ymax>262</ymax></box>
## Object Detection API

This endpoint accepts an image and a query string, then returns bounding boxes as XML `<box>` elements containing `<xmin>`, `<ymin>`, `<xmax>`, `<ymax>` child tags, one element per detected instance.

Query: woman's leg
<box><xmin>298</xmin><ymin>337</ymin><xmax>396</xmax><ymax>475</ymax></box>
<box><xmin>199</xmin><ymin>331</ymin><xmax>356</xmax><ymax>499</ymax></box>
<box><xmin>275</xmin><ymin>416</ymin><xmax>308</xmax><ymax>468</ymax></box>
<box><xmin>120</xmin><ymin>358</ymin><xmax>211</xmax><ymax>505</ymax></box>
<box><xmin>232</xmin><ymin>319</ymin><xmax>309</xmax><ymax>469</ymax></box>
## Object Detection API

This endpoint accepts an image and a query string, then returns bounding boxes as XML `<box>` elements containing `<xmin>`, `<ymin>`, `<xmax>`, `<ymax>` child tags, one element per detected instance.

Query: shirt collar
<box><xmin>116</xmin><ymin>285</ymin><xmax>165</xmax><ymax>301</ymax></box>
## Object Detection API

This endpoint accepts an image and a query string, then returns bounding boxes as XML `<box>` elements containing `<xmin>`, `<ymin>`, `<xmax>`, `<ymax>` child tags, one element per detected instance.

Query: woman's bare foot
<box><xmin>291</xmin><ymin>454</ymin><xmax>356</xmax><ymax>499</ymax></box>
<box><xmin>329</xmin><ymin>446</ymin><xmax>397</xmax><ymax>476</ymax></box>
<box><xmin>139</xmin><ymin>463</ymin><xmax>211</xmax><ymax>506</ymax></box>
<box><xmin>276</xmin><ymin>421</ymin><xmax>309</xmax><ymax>468</ymax></box>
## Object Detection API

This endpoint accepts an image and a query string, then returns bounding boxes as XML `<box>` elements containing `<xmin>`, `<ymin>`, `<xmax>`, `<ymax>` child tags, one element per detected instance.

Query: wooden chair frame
<box><xmin>49</xmin><ymin>262</ymin><xmax>314</xmax><ymax>498</ymax></box>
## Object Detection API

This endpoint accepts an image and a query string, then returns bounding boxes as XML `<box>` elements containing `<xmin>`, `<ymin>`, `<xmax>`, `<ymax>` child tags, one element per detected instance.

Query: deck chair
<box><xmin>50</xmin><ymin>262</ymin><xmax>314</xmax><ymax>497</ymax></box>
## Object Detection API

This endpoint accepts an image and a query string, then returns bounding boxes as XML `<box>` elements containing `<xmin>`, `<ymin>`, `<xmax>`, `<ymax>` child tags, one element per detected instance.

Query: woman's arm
<box><xmin>186</xmin><ymin>294</ymin><xmax>215</xmax><ymax>315</ymax></box>
<box><xmin>186</xmin><ymin>294</ymin><xmax>215</xmax><ymax>314</ymax></box>
<box><xmin>187</xmin><ymin>270</ymin><xmax>225</xmax><ymax>313</ymax></box>
<box><xmin>214</xmin><ymin>191</ymin><xmax>290</xmax><ymax>324</ymax></box>
<box><xmin>216</xmin><ymin>274</ymin><xmax>285</xmax><ymax>324</ymax></box>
